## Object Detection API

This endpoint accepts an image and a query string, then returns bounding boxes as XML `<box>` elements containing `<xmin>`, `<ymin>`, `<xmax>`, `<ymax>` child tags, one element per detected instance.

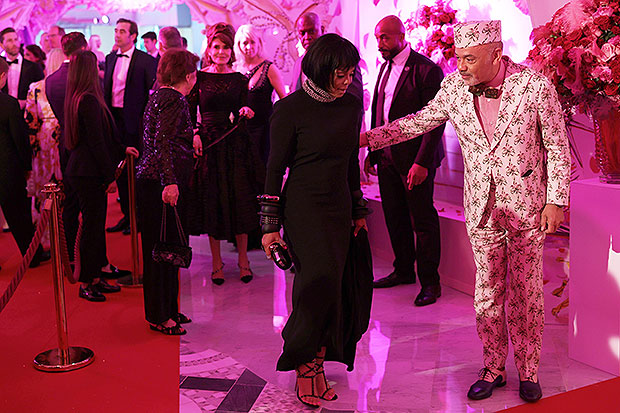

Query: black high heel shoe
<box><xmin>238</xmin><ymin>263</ymin><xmax>253</xmax><ymax>283</ymax></box>
<box><xmin>211</xmin><ymin>264</ymin><xmax>225</xmax><ymax>285</ymax></box>
<box><xmin>314</xmin><ymin>354</ymin><xmax>338</xmax><ymax>401</ymax></box>
<box><xmin>295</xmin><ymin>363</ymin><xmax>320</xmax><ymax>408</ymax></box>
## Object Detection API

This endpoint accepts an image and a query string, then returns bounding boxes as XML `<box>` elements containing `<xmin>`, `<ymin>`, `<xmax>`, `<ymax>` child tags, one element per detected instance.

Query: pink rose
<box><xmin>600</xmin><ymin>43</ymin><xmax>618</xmax><ymax>61</ymax></box>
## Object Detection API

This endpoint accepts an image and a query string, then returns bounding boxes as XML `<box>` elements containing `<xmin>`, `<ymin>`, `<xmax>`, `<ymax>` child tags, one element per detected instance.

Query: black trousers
<box><xmin>377</xmin><ymin>156</ymin><xmax>441</xmax><ymax>287</ymax></box>
<box><xmin>66</xmin><ymin>176</ymin><xmax>108</xmax><ymax>283</ymax></box>
<box><xmin>61</xmin><ymin>178</ymin><xmax>81</xmax><ymax>262</ymax></box>
<box><xmin>111</xmin><ymin>108</ymin><xmax>139</xmax><ymax>221</ymax></box>
<box><xmin>137</xmin><ymin>179</ymin><xmax>188</xmax><ymax>325</ymax></box>
<box><xmin>0</xmin><ymin>178</ymin><xmax>42</xmax><ymax>258</ymax></box>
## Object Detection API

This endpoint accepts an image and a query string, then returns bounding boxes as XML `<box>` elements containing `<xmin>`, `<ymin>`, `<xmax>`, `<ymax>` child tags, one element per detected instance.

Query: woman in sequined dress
<box><xmin>136</xmin><ymin>49</ymin><xmax>199</xmax><ymax>335</ymax></box>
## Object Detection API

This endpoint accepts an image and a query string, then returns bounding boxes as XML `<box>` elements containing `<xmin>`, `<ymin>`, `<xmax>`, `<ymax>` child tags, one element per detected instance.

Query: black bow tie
<box><xmin>116</xmin><ymin>54</ymin><xmax>129</xmax><ymax>58</ymax></box>
<box><xmin>7</xmin><ymin>59</ymin><xmax>18</xmax><ymax>65</ymax></box>
<box><xmin>469</xmin><ymin>84</ymin><xmax>501</xmax><ymax>99</ymax></box>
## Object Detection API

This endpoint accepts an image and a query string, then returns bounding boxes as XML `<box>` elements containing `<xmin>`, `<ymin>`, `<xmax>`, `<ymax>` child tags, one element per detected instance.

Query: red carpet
<box><xmin>503</xmin><ymin>377</ymin><xmax>620</xmax><ymax>412</ymax></box>
<box><xmin>0</xmin><ymin>194</ymin><xmax>178</xmax><ymax>412</ymax></box>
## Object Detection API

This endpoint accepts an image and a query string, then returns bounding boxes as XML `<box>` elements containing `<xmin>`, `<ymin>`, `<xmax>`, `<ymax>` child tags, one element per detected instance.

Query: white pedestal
<box><xmin>364</xmin><ymin>183</ymin><xmax>476</xmax><ymax>296</ymax></box>
<box><xmin>569</xmin><ymin>178</ymin><xmax>620</xmax><ymax>375</ymax></box>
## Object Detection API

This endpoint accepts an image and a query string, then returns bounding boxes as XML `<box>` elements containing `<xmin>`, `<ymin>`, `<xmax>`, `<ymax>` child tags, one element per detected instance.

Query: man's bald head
<box><xmin>296</xmin><ymin>12</ymin><xmax>324</xmax><ymax>50</ymax></box>
<box><xmin>375</xmin><ymin>15</ymin><xmax>407</xmax><ymax>60</ymax></box>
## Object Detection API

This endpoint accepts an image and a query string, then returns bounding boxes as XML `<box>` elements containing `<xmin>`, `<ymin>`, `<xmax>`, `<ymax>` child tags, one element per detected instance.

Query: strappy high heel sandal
<box><xmin>149</xmin><ymin>322</ymin><xmax>186</xmax><ymax>335</ymax></box>
<box><xmin>173</xmin><ymin>312</ymin><xmax>192</xmax><ymax>324</ymax></box>
<box><xmin>238</xmin><ymin>263</ymin><xmax>253</xmax><ymax>283</ymax></box>
<box><xmin>211</xmin><ymin>263</ymin><xmax>225</xmax><ymax>285</ymax></box>
<box><xmin>314</xmin><ymin>352</ymin><xmax>338</xmax><ymax>401</ymax></box>
<box><xmin>295</xmin><ymin>362</ymin><xmax>320</xmax><ymax>408</ymax></box>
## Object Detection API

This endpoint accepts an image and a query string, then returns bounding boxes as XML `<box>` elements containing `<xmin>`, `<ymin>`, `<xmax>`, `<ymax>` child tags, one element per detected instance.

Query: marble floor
<box><xmin>178</xmin><ymin>236</ymin><xmax>615</xmax><ymax>412</ymax></box>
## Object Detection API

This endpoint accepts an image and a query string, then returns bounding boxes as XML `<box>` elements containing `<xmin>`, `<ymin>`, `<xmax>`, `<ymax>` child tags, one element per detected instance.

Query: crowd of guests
<box><xmin>0</xmin><ymin>12</ymin><xmax>570</xmax><ymax>408</ymax></box>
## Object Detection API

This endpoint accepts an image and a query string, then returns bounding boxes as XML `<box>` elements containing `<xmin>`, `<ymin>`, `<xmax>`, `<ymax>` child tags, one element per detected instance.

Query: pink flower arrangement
<box><xmin>529</xmin><ymin>0</ymin><xmax>620</xmax><ymax>116</ymax></box>
<box><xmin>405</xmin><ymin>0</ymin><xmax>459</xmax><ymax>73</ymax></box>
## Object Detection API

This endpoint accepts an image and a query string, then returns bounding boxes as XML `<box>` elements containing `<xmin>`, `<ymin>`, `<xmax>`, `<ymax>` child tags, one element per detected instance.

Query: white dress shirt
<box><xmin>111</xmin><ymin>45</ymin><xmax>135</xmax><ymax>108</ymax></box>
<box><xmin>379</xmin><ymin>46</ymin><xmax>411</xmax><ymax>125</ymax></box>
<box><xmin>6</xmin><ymin>53</ymin><xmax>22</xmax><ymax>99</ymax></box>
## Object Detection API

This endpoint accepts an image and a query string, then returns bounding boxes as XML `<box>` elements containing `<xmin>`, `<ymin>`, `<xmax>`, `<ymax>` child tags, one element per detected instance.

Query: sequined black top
<box><xmin>136</xmin><ymin>87</ymin><xmax>194</xmax><ymax>187</ymax></box>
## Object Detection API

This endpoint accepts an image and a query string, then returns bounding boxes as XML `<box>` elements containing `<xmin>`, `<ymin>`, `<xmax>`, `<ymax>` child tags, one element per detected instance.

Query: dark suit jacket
<box><xmin>103</xmin><ymin>49</ymin><xmax>157</xmax><ymax>141</ymax></box>
<box><xmin>369</xmin><ymin>48</ymin><xmax>445</xmax><ymax>174</ymax></box>
<box><xmin>46</xmin><ymin>61</ymin><xmax>70</xmax><ymax>170</ymax></box>
<box><xmin>0</xmin><ymin>91</ymin><xmax>31</xmax><ymax>203</ymax></box>
<box><xmin>1</xmin><ymin>57</ymin><xmax>44</xmax><ymax>101</ymax></box>
<box><xmin>65</xmin><ymin>94</ymin><xmax>124</xmax><ymax>185</ymax></box>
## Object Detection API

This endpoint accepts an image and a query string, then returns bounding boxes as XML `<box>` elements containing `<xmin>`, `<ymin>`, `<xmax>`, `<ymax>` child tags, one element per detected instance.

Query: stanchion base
<box><xmin>117</xmin><ymin>274</ymin><xmax>143</xmax><ymax>288</ymax></box>
<box><xmin>34</xmin><ymin>346</ymin><xmax>94</xmax><ymax>372</ymax></box>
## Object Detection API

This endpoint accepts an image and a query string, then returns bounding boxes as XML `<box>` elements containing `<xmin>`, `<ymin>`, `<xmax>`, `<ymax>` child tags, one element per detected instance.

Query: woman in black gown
<box><xmin>260</xmin><ymin>34</ymin><xmax>370</xmax><ymax>408</ymax></box>
<box><xmin>136</xmin><ymin>48</ymin><xmax>199</xmax><ymax>335</ymax></box>
<box><xmin>187</xmin><ymin>23</ymin><xmax>260</xmax><ymax>284</ymax></box>
<box><xmin>233</xmin><ymin>24</ymin><xmax>287</xmax><ymax>166</ymax></box>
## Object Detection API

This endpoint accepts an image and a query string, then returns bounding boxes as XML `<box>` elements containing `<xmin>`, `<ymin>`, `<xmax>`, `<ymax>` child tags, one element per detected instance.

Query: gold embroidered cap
<box><xmin>453</xmin><ymin>20</ymin><xmax>502</xmax><ymax>48</ymax></box>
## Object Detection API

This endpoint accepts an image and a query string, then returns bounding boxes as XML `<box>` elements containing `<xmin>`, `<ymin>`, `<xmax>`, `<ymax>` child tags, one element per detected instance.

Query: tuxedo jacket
<box><xmin>0</xmin><ymin>91</ymin><xmax>31</xmax><ymax>203</ymax></box>
<box><xmin>1</xmin><ymin>57</ymin><xmax>44</xmax><ymax>101</ymax></box>
<box><xmin>46</xmin><ymin>62</ymin><xmax>70</xmax><ymax>170</ymax></box>
<box><xmin>369</xmin><ymin>48</ymin><xmax>445</xmax><ymax>174</ymax></box>
<box><xmin>103</xmin><ymin>49</ymin><xmax>157</xmax><ymax>138</ymax></box>
<box><xmin>366</xmin><ymin>56</ymin><xmax>571</xmax><ymax>230</ymax></box>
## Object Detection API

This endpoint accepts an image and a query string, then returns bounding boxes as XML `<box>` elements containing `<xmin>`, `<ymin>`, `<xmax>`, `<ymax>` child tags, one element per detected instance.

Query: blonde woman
<box><xmin>233</xmin><ymin>24</ymin><xmax>286</xmax><ymax>165</ymax></box>
<box><xmin>24</xmin><ymin>48</ymin><xmax>65</xmax><ymax>248</ymax></box>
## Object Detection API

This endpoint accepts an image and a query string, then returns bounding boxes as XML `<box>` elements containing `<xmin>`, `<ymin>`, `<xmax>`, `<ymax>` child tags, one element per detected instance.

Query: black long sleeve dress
<box><xmin>265</xmin><ymin>89</ymin><xmax>370</xmax><ymax>372</ymax></box>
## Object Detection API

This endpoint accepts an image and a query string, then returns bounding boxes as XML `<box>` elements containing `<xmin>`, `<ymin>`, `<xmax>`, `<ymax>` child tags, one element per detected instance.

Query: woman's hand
<box><xmin>162</xmin><ymin>184</ymin><xmax>179</xmax><ymax>206</ymax></box>
<box><xmin>262</xmin><ymin>232</ymin><xmax>285</xmax><ymax>259</ymax></box>
<box><xmin>126</xmin><ymin>146</ymin><xmax>140</xmax><ymax>158</ymax></box>
<box><xmin>353</xmin><ymin>218</ymin><xmax>368</xmax><ymax>237</ymax></box>
<box><xmin>239</xmin><ymin>106</ymin><xmax>255</xmax><ymax>119</ymax></box>
<box><xmin>193</xmin><ymin>135</ymin><xmax>203</xmax><ymax>157</ymax></box>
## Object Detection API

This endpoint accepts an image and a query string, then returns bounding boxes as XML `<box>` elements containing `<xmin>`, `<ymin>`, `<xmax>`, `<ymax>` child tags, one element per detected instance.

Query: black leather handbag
<box><xmin>152</xmin><ymin>204</ymin><xmax>192</xmax><ymax>268</ymax></box>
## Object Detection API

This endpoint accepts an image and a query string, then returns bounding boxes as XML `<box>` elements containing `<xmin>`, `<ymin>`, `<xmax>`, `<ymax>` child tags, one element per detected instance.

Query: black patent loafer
<box><xmin>100</xmin><ymin>264</ymin><xmax>131</xmax><ymax>279</ymax></box>
<box><xmin>373</xmin><ymin>272</ymin><xmax>416</xmax><ymax>288</ymax></box>
<box><xmin>95</xmin><ymin>279</ymin><xmax>121</xmax><ymax>293</ymax></box>
<box><xmin>79</xmin><ymin>284</ymin><xmax>106</xmax><ymax>302</ymax></box>
<box><xmin>467</xmin><ymin>368</ymin><xmax>506</xmax><ymax>400</ymax></box>
<box><xmin>519</xmin><ymin>380</ymin><xmax>542</xmax><ymax>403</ymax></box>
<box><xmin>414</xmin><ymin>284</ymin><xmax>442</xmax><ymax>306</ymax></box>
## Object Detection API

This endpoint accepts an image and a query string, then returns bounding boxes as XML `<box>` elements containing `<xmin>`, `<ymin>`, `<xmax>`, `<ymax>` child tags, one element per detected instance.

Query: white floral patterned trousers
<box><xmin>467</xmin><ymin>187</ymin><xmax>546</xmax><ymax>382</ymax></box>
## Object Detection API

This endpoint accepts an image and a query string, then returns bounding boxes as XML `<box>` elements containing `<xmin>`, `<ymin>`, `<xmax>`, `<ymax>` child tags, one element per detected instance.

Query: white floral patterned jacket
<box><xmin>366</xmin><ymin>56</ymin><xmax>571</xmax><ymax>231</ymax></box>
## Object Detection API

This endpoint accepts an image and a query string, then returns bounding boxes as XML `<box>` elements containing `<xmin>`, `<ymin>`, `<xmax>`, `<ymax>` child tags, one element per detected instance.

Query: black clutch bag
<box><xmin>269</xmin><ymin>242</ymin><xmax>292</xmax><ymax>270</ymax></box>
<box><xmin>152</xmin><ymin>204</ymin><xmax>192</xmax><ymax>268</ymax></box>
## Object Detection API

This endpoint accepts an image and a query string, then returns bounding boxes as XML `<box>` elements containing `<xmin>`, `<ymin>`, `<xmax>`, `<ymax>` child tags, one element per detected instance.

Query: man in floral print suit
<box><xmin>361</xmin><ymin>20</ymin><xmax>571</xmax><ymax>403</ymax></box>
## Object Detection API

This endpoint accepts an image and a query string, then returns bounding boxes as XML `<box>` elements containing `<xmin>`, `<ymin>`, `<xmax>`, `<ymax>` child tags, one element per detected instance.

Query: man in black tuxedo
<box><xmin>0</xmin><ymin>58</ymin><xmax>48</xmax><ymax>267</ymax></box>
<box><xmin>366</xmin><ymin>16</ymin><xmax>445</xmax><ymax>306</ymax></box>
<box><xmin>290</xmin><ymin>12</ymin><xmax>364</xmax><ymax>103</ymax></box>
<box><xmin>104</xmin><ymin>18</ymin><xmax>156</xmax><ymax>234</ymax></box>
<box><xmin>0</xmin><ymin>27</ymin><xmax>44</xmax><ymax>109</ymax></box>
<box><xmin>141</xmin><ymin>31</ymin><xmax>160</xmax><ymax>61</ymax></box>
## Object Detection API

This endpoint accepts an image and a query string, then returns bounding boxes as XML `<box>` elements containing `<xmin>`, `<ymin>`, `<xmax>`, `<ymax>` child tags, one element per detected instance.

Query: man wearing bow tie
<box><xmin>366</xmin><ymin>16</ymin><xmax>445</xmax><ymax>307</ymax></box>
<box><xmin>0</xmin><ymin>27</ymin><xmax>44</xmax><ymax>109</ymax></box>
<box><xmin>103</xmin><ymin>18</ymin><xmax>156</xmax><ymax>235</ymax></box>
<box><xmin>362</xmin><ymin>20</ymin><xmax>570</xmax><ymax>403</ymax></box>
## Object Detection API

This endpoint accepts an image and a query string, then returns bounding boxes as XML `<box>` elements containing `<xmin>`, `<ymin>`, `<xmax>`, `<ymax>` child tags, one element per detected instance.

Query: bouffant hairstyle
<box><xmin>301</xmin><ymin>33</ymin><xmax>360</xmax><ymax>91</ymax></box>
<box><xmin>157</xmin><ymin>48</ymin><xmax>199</xmax><ymax>86</ymax></box>
<box><xmin>204</xmin><ymin>23</ymin><xmax>236</xmax><ymax>66</ymax></box>
<box><xmin>61</xmin><ymin>32</ymin><xmax>87</xmax><ymax>57</ymax></box>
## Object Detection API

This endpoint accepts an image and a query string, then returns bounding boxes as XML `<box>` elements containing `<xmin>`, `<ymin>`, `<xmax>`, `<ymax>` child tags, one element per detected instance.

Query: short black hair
<box><xmin>117</xmin><ymin>18</ymin><xmax>138</xmax><ymax>44</ymax></box>
<box><xmin>301</xmin><ymin>33</ymin><xmax>359</xmax><ymax>91</ymax></box>
<box><xmin>0</xmin><ymin>27</ymin><xmax>16</xmax><ymax>44</ymax></box>
<box><xmin>141</xmin><ymin>31</ymin><xmax>157</xmax><ymax>41</ymax></box>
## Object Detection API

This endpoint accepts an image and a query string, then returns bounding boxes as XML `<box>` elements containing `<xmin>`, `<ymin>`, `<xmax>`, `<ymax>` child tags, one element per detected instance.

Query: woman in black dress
<box><xmin>188</xmin><ymin>23</ymin><xmax>260</xmax><ymax>285</ymax></box>
<box><xmin>63</xmin><ymin>50</ymin><xmax>134</xmax><ymax>302</ymax></box>
<box><xmin>233</xmin><ymin>24</ymin><xmax>287</xmax><ymax>166</ymax></box>
<box><xmin>260</xmin><ymin>34</ymin><xmax>370</xmax><ymax>408</ymax></box>
<box><xmin>136</xmin><ymin>49</ymin><xmax>199</xmax><ymax>335</ymax></box>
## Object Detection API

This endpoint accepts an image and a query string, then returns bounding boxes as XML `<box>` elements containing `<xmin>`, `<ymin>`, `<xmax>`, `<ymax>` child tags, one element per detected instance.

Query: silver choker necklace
<box><xmin>302</xmin><ymin>78</ymin><xmax>337</xmax><ymax>103</ymax></box>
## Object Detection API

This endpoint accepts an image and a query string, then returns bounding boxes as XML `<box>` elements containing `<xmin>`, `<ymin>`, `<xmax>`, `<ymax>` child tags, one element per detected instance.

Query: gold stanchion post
<box><xmin>34</xmin><ymin>183</ymin><xmax>95</xmax><ymax>372</ymax></box>
<box><xmin>118</xmin><ymin>154</ymin><xmax>143</xmax><ymax>287</ymax></box>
